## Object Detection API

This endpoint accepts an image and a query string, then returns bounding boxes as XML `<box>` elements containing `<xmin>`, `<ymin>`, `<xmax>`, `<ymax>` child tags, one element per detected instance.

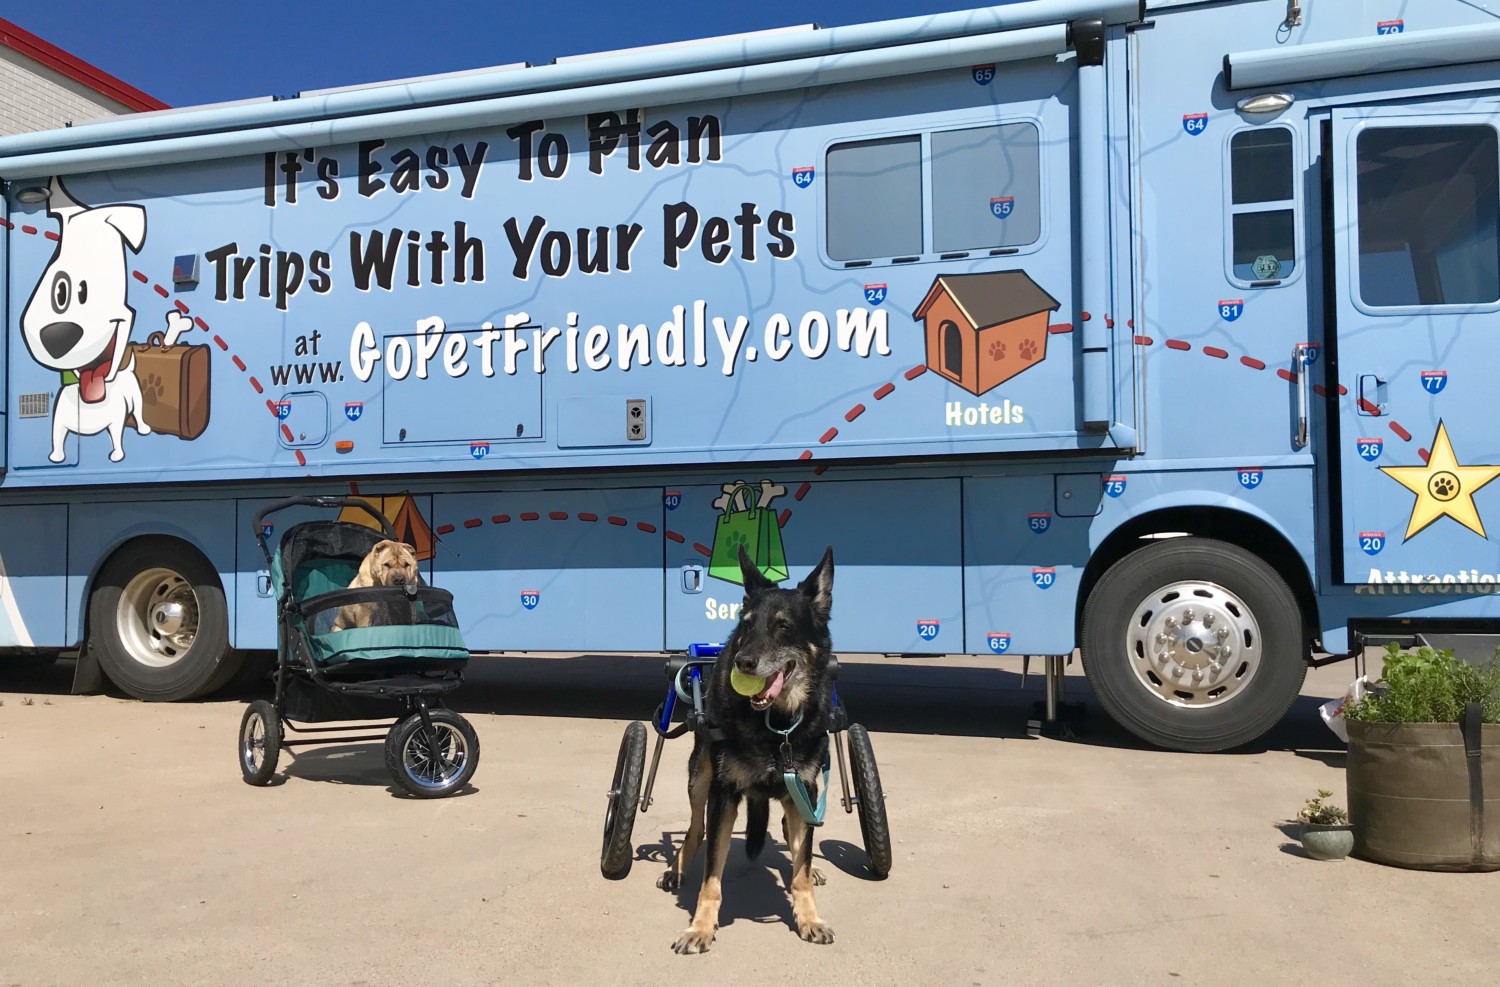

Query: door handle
<box><xmin>1293</xmin><ymin>344</ymin><xmax>1313</xmax><ymax>448</ymax></box>
<box><xmin>1357</xmin><ymin>374</ymin><xmax>1387</xmax><ymax>416</ymax></box>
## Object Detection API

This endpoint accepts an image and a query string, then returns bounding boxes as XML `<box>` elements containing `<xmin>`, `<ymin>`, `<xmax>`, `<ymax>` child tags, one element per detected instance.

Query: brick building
<box><xmin>0</xmin><ymin>18</ymin><xmax>166</xmax><ymax>136</ymax></box>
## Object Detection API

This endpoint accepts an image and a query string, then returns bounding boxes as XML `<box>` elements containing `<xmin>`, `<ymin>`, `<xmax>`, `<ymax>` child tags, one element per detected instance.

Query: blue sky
<box><xmin>5</xmin><ymin>0</ymin><xmax>1005</xmax><ymax>109</ymax></box>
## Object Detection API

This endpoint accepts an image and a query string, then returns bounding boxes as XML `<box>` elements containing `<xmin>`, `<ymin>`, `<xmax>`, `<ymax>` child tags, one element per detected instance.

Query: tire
<box><xmin>1080</xmin><ymin>536</ymin><xmax>1307</xmax><ymax>753</ymax></box>
<box><xmin>601</xmin><ymin>721</ymin><xmax>646</xmax><ymax>880</ymax></box>
<box><xmin>846</xmin><ymin>723</ymin><xmax>892</xmax><ymax>879</ymax></box>
<box><xmin>87</xmin><ymin>540</ymin><xmax>242</xmax><ymax>701</ymax></box>
<box><xmin>384</xmin><ymin>708</ymin><xmax>480</xmax><ymax>798</ymax></box>
<box><xmin>238</xmin><ymin>699</ymin><xmax>281</xmax><ymax>786</ymax></box>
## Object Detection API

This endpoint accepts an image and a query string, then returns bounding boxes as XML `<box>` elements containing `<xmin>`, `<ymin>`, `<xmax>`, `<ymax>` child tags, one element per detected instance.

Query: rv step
<box><xmin>1413</xmin><ymin>633</ymin><xmax>1500</xmax><ymax>665</ymax></box>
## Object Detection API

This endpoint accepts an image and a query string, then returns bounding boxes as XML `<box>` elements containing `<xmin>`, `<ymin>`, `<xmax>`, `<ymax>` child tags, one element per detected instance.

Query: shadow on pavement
<box><xmin>3</xmin><ymin>651</ymin><xmax>1350</xmax><ymax>758</ymax></box>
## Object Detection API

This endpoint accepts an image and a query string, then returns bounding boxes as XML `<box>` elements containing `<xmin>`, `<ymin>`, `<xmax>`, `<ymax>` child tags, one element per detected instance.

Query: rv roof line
<box><xmin>0</xmin><ymin>0</ymin><xmax>1145</xmax><ymax>161</ymax></box>
<box><xmin>552</xmin><ymin>23</ymin><xmax>821</xmax><ymax>65</ymax></box>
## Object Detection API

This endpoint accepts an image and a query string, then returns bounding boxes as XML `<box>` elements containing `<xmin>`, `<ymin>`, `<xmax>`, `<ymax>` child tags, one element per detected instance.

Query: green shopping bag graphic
<box><xmin>708</xmin><ymin>481</ymin><xmax>790</xmax><ymax>585</ymax></box>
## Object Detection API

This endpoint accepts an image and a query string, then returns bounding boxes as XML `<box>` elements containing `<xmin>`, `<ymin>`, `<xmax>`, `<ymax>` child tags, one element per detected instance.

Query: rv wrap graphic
<box><xmin>1377</xmin><ymin>421</ymin><xmax>1500</xmax><ymax>541</ymax></box>
<box><xmin>708</xmin><ymin>481</ymin><xmax>789</xmax><ymax>586</ymax></box>
<box><xmin>19</xmin><ymin>178</ymin><xmax>211</xmax><ymax>463</ymax></box>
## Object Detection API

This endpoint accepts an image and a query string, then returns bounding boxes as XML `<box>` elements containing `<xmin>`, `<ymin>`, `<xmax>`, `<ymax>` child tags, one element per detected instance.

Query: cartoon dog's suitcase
<box><xmin>128</xmin><ymin>331</ymin><xmax>211</xmax><ymax>439</ymax></box>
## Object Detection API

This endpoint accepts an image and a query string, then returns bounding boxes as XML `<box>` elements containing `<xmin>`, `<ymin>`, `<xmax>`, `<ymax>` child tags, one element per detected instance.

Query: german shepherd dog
<box><xmin>661</xmin><ymin>544</ymin><xmax>836</xmax><ymax>954</ymax></box>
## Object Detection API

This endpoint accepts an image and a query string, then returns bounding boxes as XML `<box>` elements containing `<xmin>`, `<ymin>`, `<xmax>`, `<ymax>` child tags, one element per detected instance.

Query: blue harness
<box><xmin>765</xmin><ymin>706</ymin><xmax>829</xmax><ymax>827</ymax></box>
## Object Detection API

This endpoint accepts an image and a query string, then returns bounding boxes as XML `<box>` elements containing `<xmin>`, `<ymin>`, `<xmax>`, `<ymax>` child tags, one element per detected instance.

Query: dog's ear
<box><xmin>98</xmin><ymin>204</ymin><xmax>147</xmax><ymax>254</ymax></box>
<box><xmin>737</xmin><ymin>543</ymin><xmax>776</xmax><ymax>594</ymax></box>
<box><xmin>797</xmin><ymin>546</ymin><xmax>834</xmax><ymax>621</ymax></box>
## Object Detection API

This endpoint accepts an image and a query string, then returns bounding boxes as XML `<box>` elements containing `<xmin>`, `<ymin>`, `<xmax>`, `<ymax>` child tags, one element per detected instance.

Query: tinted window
<box><xmin>1356</xmin><ymin>125</ymin><xmax>1500</xmax><ymax>307</ymax></box>
<box><xmin>931</xmin><ymin>123</ymin><xmax>1041</xmax><ymax>252</ymax></box>
<box><xmin>1231</xmin><ymin>129</ymin><xmax>1294</xmax><ymax>204</ymax></box>
<box><xmin>1228</xmin><ymin>127</ymin><xmax>1297</xmax><ymax>281</ymax></box>
<box><xmin>825</xmin><ymin>136</ymin><xmax>922</xmax><ymax>261</ymax></box>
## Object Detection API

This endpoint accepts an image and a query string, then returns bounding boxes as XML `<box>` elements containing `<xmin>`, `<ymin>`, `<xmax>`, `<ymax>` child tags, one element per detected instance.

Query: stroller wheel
<box><xmin>846</xmin><ymin>723</ymin><xmax>892</xmax><ymax>879</ymax></box>
<box><xmin>385</xmin><ymin>709</ymin><xmax>479</xmax><ymax>798</ymax></box>
<box><xmin>239</xmin><ymin>700</ymin><xmax>281</xmax><ymax>786</ymax></box>
<box><xmin>601</xmin><ymin>721</ymin><xmax>647</xmax><ymax>880</ymax></box>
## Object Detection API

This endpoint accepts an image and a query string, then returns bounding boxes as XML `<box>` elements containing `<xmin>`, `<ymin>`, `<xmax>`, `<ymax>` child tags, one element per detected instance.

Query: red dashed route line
<box><xmin>12</xmin><ymin>222</ymin><xmax>285</xmax><ymax>460</ymax></box>
<box><xmin>415</xmin><ymin>355</ymin><xmax>945</xmax><ymax>556</ymax></box>
<box><xmin>1142</xmin><ymin>333</ymin><xmax>1418</xmax><ymax>452</ymax></box>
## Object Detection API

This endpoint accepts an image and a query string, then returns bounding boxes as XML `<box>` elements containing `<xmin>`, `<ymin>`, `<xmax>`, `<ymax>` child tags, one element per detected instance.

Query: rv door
<box><xmin>1328</xmin><ymin>97</ymin><xmax>1500</xmax><ymax>587</ymax></box>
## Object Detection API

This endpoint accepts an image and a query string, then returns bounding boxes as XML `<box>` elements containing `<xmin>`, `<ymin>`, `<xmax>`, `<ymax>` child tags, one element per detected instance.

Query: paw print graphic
<box><xmin>1018</xmin><ymin>338</ymin><xmax>1038</xmax><ymax>361</ymax></box>
<box><xmin>723</xmin><ymin>529</ymin><xmax>749</xmax><ymax>556</ymax></box>
<box><xmin>988</xmin><ymin>340</ymin><xmax>1006</xmax><ymax>361</ymax></box>
<box><xmin>1429</xmin><ymin>471</ymin><xmax>1460</xmax><ymax>502</ymax></box>
<box><xmin>141</xmin><ymin>371</ymin><xmax>165</xmax><ymax>407</ymax></box>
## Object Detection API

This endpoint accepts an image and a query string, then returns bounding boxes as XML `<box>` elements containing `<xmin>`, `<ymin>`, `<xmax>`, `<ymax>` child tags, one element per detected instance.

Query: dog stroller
<box><xmin>238</xmin><ymin>495</ymin><xmax>480</xmax><ymax>798</ymax></box>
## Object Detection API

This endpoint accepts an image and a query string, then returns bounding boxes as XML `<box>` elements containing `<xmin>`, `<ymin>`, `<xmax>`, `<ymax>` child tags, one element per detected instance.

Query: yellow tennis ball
<box><xmin>730</xmin><ymin>668</ymin><xmax>766</xmax><ymax>696</ymax></box>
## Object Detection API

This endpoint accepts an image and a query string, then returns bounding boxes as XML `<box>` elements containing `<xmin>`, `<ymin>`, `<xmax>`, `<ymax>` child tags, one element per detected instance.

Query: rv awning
<box><xmin>1224</xmin><ymin>22</ymin><xmax>1500</xmax><ymax>91</ymax></box>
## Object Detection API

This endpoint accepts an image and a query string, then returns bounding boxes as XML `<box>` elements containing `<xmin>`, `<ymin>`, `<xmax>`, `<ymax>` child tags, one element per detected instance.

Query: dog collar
<box><xmin>764</xmin><ymin>706</ymin><xmax>804</xmax><ymax>735</ymax></box>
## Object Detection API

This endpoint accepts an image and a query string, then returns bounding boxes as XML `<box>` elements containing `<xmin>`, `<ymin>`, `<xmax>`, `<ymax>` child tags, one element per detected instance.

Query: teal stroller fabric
<box><xmin>272</xmin><ymin>520</ymin><xmax>470</xmax><ymax>672</ymax></box>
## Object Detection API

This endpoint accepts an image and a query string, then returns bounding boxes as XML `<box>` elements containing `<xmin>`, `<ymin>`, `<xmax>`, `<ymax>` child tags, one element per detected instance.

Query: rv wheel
<box><xmin>1080</xmin><ymin>537</ymin><xmax>1306</xmax><ymax>753</ymax></box>
<box><xmin>88</xmin><ymin>540</ymin><xmax>243</xmax><ymax>701</ymax></box>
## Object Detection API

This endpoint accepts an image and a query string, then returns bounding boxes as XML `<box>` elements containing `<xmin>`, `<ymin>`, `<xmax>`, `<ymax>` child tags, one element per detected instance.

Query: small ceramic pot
<box><xmin>1300</xmin><ymin>823</ymin><xmax>1355</xmax><ymax>861</ymax></box>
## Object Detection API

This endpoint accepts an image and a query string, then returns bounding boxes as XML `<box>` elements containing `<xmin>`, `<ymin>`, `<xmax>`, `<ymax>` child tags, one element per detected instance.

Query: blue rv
<box><xmin>3</xmin><ymin>0</ymin><xmax>1500</xmax><ymax>751</ymax></box>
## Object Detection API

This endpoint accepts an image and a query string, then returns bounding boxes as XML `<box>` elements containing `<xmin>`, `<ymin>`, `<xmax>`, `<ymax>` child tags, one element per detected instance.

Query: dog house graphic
<box><xmin>913</xmin><ymin>271</ymin><xmax>1061</xmax><ymax>396</ymax></box>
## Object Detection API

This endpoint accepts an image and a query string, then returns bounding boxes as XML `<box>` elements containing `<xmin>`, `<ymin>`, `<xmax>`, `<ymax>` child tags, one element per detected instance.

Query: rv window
<box><xmin>1356</xmin><ymin>125</ymin><xmax>1500</xmax><ymax>307</ymax></box>
<box><xmin>931</xmin><ymin>123</ymin><xmax>1041</xmax><ymax>252</ymax></box>
<box><xmin>826</xmin><ymin>136</ymin><xmax>923</xmax><ymax>261</ymax></box>
<box><xmin>1228</xmin><ymin>128</ymin><xmax>1296</xmax><ymax>281</ymax></box>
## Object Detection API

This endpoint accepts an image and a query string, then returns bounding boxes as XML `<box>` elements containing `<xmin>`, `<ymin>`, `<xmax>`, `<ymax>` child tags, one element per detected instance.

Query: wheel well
<box><xmin>1074</xmin><ymin>507</ymin><xmax>1319</xmax><ymax>649</ymax></box>
<box><xmin>82</xmin><ymin>534</ymin><xmax>222</xmax><ymax>639</ymax></box>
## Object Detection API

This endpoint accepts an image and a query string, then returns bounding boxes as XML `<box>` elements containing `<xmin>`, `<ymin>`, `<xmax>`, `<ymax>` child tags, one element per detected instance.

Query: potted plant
<box><xmin>1295</xmin><ymin>789</ymin><xmax>1353</xmax><ymax>860</ymax></box>
<box><xmin>1341</xmin><ymin>642</ymin><xmax>1500</xmax><ymax>872</ymax></box>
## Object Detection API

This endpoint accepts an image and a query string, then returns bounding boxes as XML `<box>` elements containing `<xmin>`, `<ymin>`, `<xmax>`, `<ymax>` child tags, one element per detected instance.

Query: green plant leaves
<box><xmin>1343</xmin><ymin>642</ymin><xmax>1500</xmax><ymax>724</ymax></box>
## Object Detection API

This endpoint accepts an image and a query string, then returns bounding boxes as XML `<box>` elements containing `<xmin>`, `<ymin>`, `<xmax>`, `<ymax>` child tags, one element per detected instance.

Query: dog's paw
<box><xmin>811</xmin><ymin>866</ymin><xmax>827</xmax><ymax>886</ymax></box>
<box><xmin>656</xmin><ymin>870</ymin><xmax>681</xmax><ymax>892</ymax></box>
<box><xmin>48</xmin><ymin>450</ymin><xmax>65</xmax><ymax>464</ymax></box>
<box><xmin>672</xmin><ymin>926</ymin><xmax>715</xmax><ymax>954</ymax></box>
<box><xmin>109</xmin><ymin>448</ymin><xmax>125</xmax><ymax>463</ymax></box>
<box><xmin>797</xmin><ymin>920</ymin><xmax>835</xmax><ymax>945</ymax></box>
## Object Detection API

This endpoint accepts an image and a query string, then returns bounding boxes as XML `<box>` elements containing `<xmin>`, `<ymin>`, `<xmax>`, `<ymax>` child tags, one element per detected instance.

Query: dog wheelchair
<box><xmin>600</xmin><ymin>644</ymin><xmax>892</xmax><ymax>880</ymax></box>
<box><xmin>238</xmin><ymin>496</ymin><xmax>480</xmax><ymax>798</ymax></box>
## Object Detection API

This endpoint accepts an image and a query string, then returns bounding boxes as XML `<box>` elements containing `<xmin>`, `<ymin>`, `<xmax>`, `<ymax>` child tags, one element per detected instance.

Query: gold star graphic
<box><xmin>1379</xmin><ymin>421</ymin><xmax>1500</xmax><ymax>541</ymax></box>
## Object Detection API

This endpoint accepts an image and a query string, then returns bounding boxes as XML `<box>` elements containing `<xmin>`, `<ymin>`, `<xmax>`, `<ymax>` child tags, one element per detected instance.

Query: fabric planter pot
<box><xmin>1346</xmin><ymin>715</ymin><xmax>1500</xmax><ymax>872</ymax></box>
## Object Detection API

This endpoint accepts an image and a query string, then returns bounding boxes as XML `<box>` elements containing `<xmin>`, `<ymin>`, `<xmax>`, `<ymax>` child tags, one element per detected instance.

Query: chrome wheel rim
<box><xmin>1125</xmin><ymin>579</ymin><xmax>1262</xmax><ymax>709</ymax></box>
<box><xmin>403</xmin><ymin>722</ymin><xmax>469</xmax><ymax>790</ymax></box>
<box><xmin>117</xmin><ymin>567</ymin><xmax>200</xmax><ymax>668</ymax></box>
<box><xmin>241</xmin><ymin>712</ymin><xmax>267</xmax><ymax>772</ymax></box>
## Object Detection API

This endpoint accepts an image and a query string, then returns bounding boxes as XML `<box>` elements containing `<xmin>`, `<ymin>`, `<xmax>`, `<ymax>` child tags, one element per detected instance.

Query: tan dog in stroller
<box><xmin>330</xmin><ymin>539</ymin><xmax>420</xmax><ymax>631</ymax></box>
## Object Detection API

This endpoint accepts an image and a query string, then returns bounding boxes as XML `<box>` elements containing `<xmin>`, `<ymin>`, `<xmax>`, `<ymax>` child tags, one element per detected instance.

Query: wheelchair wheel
<box><xmin>238</xmin><ymin>700</ymin><xmax>281</xmax><ymax>786</ymax></box>
<box><xmin>385</xmin><ymin>708</ymin><xmax>480</xmax><ymax>799</ymax></box>
<box><xmin>601</xmin><ymin>721</ymin><xmax>647</xmax><ymax>879</ymax></box>
<box><xmin>846</xmin><ymin>723</ymin><xmax>892</xmax><ymax>879</ymax></box>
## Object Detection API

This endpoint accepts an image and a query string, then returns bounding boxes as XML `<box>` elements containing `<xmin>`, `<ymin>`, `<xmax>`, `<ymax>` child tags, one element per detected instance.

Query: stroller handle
<box><xmin>252</xmin><ymin>496</ymin><xmax>398</xmax><ymax>565</ymax></box>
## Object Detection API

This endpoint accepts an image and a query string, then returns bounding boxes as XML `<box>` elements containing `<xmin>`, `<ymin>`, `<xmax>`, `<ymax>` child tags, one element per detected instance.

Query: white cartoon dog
<box><xmin>20</xmin><ymin>176</ymin><xmax>151</xmax><ymax>463</ymax></box>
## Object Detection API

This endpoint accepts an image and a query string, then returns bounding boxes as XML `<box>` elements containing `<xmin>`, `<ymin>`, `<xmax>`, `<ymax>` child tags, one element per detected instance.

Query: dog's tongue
<box><xmin>756</xmin><ymin>667</ymin><xmax>787</xmax><ymax>703</ymax></box>
<box><xmin>77</xmin><ymin>348</ymin><xmax>115</xmax><ymax>405</ymax></box>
